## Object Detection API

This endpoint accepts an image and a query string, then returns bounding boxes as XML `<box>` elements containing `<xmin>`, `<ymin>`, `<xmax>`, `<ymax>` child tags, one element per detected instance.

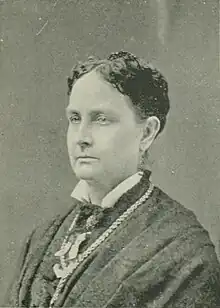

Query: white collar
<box><xmin>71</xmin><ymin>171</ymin><xmax>143</xmax><ymax>209</ymax></box>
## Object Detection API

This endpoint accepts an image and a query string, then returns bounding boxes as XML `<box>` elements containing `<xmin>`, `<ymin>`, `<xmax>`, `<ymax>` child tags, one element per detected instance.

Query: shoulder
<box><xmin>3</xmin><ymin>198</ymin><xmax>80</xmax><ymax>306</ymax></box>
<box><xmin>145</xmin><ymin>185</ymin><xmax>216</xmax><ymax>251</ymax></box>
<box><xmin>136</xmin><ymin>186</ymin><xmax>220</xmax><ymax>282</ymax></box>
<box><xmin>151</xmin><ymin>185</ymin><xmax>202</xmax><ymax>226</ymax></box>
<box><xmin>30</xmin><ymin>198</ymin><xmax>80</xmax><ymax>248</ymax></box>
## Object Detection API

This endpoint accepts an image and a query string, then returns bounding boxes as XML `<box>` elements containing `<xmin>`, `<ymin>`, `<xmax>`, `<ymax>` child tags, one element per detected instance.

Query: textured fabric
<box><xmin>4</xmin><ymin>172</ymin><xmax>220</xmax><ymax>307</ymax></box>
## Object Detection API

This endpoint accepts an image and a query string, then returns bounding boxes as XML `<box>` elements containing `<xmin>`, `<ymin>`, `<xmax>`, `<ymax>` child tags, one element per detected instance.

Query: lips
<box><xmin>76</xmin><ymin>156</ymin><xmax>98</xmax><ymax>160</ymax></box>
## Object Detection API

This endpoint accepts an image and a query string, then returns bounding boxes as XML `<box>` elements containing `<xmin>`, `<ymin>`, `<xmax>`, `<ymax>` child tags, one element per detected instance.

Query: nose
<box><xmin>76</xmin><ymin>122</ymin><xmax>93</xmax><ymax>147</ymax></box>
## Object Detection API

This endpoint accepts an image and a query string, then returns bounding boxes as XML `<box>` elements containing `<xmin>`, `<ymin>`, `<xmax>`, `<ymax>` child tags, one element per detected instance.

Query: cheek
<box><xmin>100</xmin><ymin>127</ymin><xmax>140</xmax><ymax>157</ymax></box>
<box><xmin>119</xmin><ymin>135</ymin><xmax>140</xmax><ymax>158</ymax></box>
<box><xmin>117</xmin><ymin>124</ymin><xmax>140</xmax><ymax>146</ymax></box>
<box><xmin>67</xmin><ymin>126</ymin><xmax>76</xmax><ymax>154</ymax></box>
<box><xmin>66</xmin><ymin>127</ymin><xmax>71</xmax><ymax>149</ymax></box>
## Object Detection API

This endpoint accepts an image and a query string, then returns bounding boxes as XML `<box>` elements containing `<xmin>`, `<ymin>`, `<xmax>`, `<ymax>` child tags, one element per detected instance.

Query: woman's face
<box><xmin>66</xmin><ymin>71</ymin><xmax>144</xmax><ymax>188</ymax></box>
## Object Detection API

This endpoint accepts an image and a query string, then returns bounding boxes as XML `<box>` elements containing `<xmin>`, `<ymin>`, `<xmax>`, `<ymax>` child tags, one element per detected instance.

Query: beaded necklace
<box><xmin>49</xmin><ymin>182</ymin><xmax>154</xmax><ymax>307</ymax></box>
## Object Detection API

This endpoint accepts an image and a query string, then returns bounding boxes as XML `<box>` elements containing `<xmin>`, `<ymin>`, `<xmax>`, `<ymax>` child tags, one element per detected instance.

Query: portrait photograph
<box><xmin>0</xmin><ymin>1</ymin><xmax>220</xmax><ymax>307</ymax></box>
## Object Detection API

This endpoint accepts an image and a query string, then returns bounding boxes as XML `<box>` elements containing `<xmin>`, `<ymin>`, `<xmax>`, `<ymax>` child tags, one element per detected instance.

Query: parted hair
<box><xmin>67</xmin><ymin>51</ymin><xmax>170</xmax><ymax>135</ymax></box>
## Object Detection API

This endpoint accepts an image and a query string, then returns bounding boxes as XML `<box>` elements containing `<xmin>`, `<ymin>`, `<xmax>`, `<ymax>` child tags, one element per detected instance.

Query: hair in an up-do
<box><xmin>67</xmin><ymin>51</ymin><xmax>170</xmax><ymax>135</ymax></box>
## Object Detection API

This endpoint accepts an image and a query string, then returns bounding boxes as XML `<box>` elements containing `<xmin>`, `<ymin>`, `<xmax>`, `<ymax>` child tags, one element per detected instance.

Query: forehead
<box><xmin>67</xmin><ymin>71</ymin><xmax>134</xmax><ymax>114</ymax></box>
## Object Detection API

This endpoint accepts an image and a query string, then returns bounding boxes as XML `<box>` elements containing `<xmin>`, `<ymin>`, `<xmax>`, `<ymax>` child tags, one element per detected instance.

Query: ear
<box><xmin>140</xmin><ymin>116</ymin><xmax>160</xmax><ymax>152</ymax></box>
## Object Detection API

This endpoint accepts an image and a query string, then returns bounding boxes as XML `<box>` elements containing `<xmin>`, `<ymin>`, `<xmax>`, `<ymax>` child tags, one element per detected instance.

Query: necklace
<box><xmin>49</xmin><ymin>182</ymin><xmax>154</xmax><ymax>307</ymax></box>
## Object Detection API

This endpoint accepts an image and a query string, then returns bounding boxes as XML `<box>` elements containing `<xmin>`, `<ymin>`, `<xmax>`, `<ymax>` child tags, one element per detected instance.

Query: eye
<box><xmin>69</xmin><ymin>113</ymin><xmax>81</xmax><ymax>123</ymax></box>
<box><xmin>95</xmin><ymin>115</ymin><xmax>110</xmax><ymax>125</ymax></box>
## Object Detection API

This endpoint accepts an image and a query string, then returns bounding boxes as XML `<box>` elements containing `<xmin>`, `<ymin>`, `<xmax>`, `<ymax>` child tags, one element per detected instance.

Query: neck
<box><xmin>85</xmin><ymin>171</ymin><xmax>137</xmax><ymax>206</ymax></box>
<box><xmin>86</xmin><ymin>179</ymin><xmax>119</xmax><ymax>206</ymax></box>
<box><xmin>87</xmin><ymin>184</ymin><xmax>108</xmax><ymax>206</ymax></box>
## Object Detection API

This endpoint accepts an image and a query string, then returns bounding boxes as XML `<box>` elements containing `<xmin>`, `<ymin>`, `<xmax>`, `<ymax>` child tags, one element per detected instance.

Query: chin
<box><xmin>74</xmin><ymin>165</ymin><xmax>99</xmax><ymax>181</ymax></box>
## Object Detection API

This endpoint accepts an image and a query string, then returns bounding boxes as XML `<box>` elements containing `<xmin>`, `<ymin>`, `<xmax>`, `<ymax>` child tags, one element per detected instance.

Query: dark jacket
<box><xmin>4</xmin><ymin>173</ymin><xmax>220</xmax><ymax>307</ymax></box>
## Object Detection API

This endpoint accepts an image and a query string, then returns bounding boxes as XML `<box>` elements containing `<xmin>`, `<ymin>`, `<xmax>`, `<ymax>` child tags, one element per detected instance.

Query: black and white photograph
<box><xmin>0</xmin><ymin>1</ymin><xmax>220</xmax><ymax>307</ymax></box>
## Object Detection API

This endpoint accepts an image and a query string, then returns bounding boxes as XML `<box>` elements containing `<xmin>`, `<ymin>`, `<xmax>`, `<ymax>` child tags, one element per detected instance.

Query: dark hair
<box><xmin>67</xmin><ymin>51</ymin><xmax>170</xmax><ymax>134</ymax></box>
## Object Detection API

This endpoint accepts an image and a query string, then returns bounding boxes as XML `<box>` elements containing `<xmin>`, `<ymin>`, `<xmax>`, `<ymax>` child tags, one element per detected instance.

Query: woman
<box><xmin>4</xmin><ymin>51</ymin><xmax>220</xmax><ymax>307</ymax></box>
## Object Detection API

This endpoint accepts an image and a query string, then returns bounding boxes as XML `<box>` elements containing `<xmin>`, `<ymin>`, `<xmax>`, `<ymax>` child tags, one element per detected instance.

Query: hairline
<box><xmin>69</xmin><ymin>64</ymin><xmax>154</xmax><ymax>125</ymax></box>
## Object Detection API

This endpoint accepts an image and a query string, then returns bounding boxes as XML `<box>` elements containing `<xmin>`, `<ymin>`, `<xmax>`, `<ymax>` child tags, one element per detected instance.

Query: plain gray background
<box><xmin>0</xmin><ymin>0</ymin><xmax>219</xmax><ymax>303</ymax></box>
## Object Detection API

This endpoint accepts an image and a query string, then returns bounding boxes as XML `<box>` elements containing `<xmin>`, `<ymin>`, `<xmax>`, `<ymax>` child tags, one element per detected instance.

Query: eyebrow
<box><xmin>65</xmin><ymin>107</ymin><xmax>118</xmax><ymax>117</ymax></box>
<box><xmin>65</xmin><ymin>107</ymin><xmax>78</xmax><ymax>115</ymax></box>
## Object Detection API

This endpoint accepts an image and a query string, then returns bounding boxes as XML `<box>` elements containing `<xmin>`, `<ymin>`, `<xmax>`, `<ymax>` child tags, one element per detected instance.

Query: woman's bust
<box><xmin>4</xmin><ymin>51</ymin><xmax>220</xmax><ymax>308</ymax></box>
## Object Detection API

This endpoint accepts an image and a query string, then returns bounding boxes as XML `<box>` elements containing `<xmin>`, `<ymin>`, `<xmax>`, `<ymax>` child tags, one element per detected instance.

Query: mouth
<box><xmin>76</xmin><ymin>156</ymin><xmax>98</xmax><ymax>160</ymax></box>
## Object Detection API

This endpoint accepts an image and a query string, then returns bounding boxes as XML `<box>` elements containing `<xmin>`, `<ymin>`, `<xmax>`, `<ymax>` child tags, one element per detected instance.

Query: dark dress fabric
<box><xmin>4</xmin><ymin>172</ymin><xmax>220</xmax><ymax>307</ymax></box>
